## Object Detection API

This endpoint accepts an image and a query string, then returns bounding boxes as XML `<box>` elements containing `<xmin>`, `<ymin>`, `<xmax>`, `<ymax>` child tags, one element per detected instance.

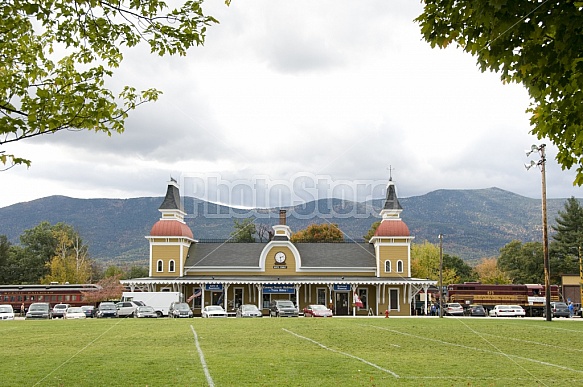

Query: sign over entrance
<box><xmin>263</xmin><ymin>284</ymin><xmax>294</xmax><ymax>294</ymax></box>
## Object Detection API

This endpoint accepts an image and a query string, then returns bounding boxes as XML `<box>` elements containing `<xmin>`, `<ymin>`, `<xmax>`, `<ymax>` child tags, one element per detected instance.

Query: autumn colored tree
<box><xmin>42</xmin><ymin>229</ymin><xmax>92</xmax><ymax>284</ymax></box>
<box><xmin>417</xmin><ymin>2</ymin><xmax>583</xmax><ymax>184</ymax></box>
<box><xmin>1</xmin><ymin>0</ymin><xmax>224</xmax><ymax>167</ymax></box>
<box><xmin>411</xmin><ymin>241</ymin><xmax>458</xmax><ymax>285</ymax></box>
<box><xmin>291</xmin><ymin>223</ymin><xmax>344</xmax><ymax>243</ymax></box>
<box><xmin>82</xmin><ymin>274</ymin><xmax>124</xmax><ymax>303</ymax></box>
<box><xmin>474</xmin><ymin>257</ymin><xmax>512</xmax><ymax>285</ymax></box>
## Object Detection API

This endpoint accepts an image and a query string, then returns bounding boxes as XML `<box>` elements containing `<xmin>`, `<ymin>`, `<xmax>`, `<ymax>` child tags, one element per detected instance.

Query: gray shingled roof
<box><xmin>294</xmin><ymin>243</ymin><xmax>376</xmax><ymax>267</ymax></box>
<box><xmin>184</xmin><ymin>242</ymin><xmax>376</xmax><ymax>268</ymax></box>
<box><xmin>159</xmin><ymin>184</ymin><xmax>183</xmax><ymax>211</ymax></box>
<box><xmin>185</xmin><ymin>243</ymin><xmax>267</xmax><ymax>267</ymax></box>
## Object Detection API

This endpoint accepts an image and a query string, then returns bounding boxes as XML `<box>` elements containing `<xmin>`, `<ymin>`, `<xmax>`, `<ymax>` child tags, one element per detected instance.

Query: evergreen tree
<box><xmin>549</xmin><ymin>197</ymin><xmax>583</xmax><ymax>279</ymax></box>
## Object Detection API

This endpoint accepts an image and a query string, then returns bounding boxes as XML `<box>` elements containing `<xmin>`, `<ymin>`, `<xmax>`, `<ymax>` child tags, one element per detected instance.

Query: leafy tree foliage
<box><xmin>230</xmin><ymin>219</ymin><xmax>257</xmax><ymax>243</ymax></box>
<box><xmin>42</xmin><ymin>230</ymin><xmax>92</xmax><ymax>284</ymax></box>
<box><xmin>549</xmin><ymin>197</ymin><xmax>583</xmax><ymax>278</ymax></box>
<box><xmin>498</xmin><ymin>240</ymin><xmax>545</xmax><ymax>284</ymax></box>
<box><xmin>0</xmin><ymin>221</ymin><xmax>92</xmax><ymax>284</ymax></box>
<box><xmin>290</xmin><ymin>223</ymin><xmax>344</xmax><ymax>243</ymax></box>
<box><xmin>0</xmin><ymin>235</ymin><xmax>12</xmax><ymax>283</ymax></box>
<box><xmin>0</xmin><ymin>0</ymin><xmax>223</xmax><ymax>167</ymax></box>
<box><xmin>416</xmin><ymin>2</ymin><xmax>583</xmax><ymax>184</ymax></box>
<box><xmin>411</xmin><ymin>241</ymin><xmax>458</xmax><ymax>285</ymax></box>
<box><xmin>363</xmin><ymin>221</ymin><xmax>381</xmax><ymax>242</ymax></box>
<box><xmin>474</xmin><ymin>257</ymin><xmax>512</xmax><ymax>284</ymax></box>
<box><xmin>443</xmin><ymin>254</ymin><xmax>477</xmax><ymax>283</ymax></box>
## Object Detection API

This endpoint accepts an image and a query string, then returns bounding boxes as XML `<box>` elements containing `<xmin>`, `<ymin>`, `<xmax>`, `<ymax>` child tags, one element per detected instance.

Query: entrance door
<box><xmin>335</xmin><ymin>292</ymin><xmax>349</xmax><ymax>316</ymax></box>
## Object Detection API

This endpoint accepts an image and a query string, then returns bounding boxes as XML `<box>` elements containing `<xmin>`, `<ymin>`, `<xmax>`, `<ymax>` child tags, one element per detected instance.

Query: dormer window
<box><xmin>385</xmin><ymin>260</ymin><xmax>391</xmax><ymax>273</ymax></box>
<box><xmin>156</xmin><ymin>260</ymin><xmax>163</xmax><ymax>272</ymax></box>
<box><xmin>169</xmin><ymin>260</ymin><xmax>175</xmax><ymax>272</ymax></box>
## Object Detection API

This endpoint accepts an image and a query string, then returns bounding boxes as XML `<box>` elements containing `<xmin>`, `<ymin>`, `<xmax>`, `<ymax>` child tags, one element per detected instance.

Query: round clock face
<box><xmin>274</xmin><ymin>252</ymin><xmax>286</xmax><ymax>263</ymax></box>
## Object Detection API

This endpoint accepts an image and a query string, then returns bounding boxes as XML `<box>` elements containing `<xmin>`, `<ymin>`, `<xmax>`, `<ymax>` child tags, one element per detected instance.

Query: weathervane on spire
<box><xmin>387</xmin><ymin>165</ymin><xmax>395</xmax><ymax>181</ymax></box>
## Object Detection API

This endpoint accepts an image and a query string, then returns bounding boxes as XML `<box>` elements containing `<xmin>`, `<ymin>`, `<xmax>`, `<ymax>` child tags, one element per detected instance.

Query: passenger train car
<box><xmin>447</xmin><ymin>283</ymin><xmax>560</xmax><ymax>317</ymax></box>
<box><xmin>0</xmin><ymin>284</ymin><xmax>101</xmax><ymax>314</ymax></box>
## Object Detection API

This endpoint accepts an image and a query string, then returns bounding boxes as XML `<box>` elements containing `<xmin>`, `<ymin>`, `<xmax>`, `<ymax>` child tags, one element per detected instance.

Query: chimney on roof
<box><xmin>279</xmin><ymin>209</ymin><xmax>286</xmax><ymax>225</ymax></box>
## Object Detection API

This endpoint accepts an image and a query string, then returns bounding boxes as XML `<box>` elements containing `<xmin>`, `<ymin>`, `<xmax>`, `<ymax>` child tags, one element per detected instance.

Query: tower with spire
<box><xmin>146</xmin><ymin>179</ymin><xmax>194</xmax><ymax>277</ymax></box>
<box><xmin>368</xmin><ymin>177</ymin><xmax>414</xmax><ymax>277</ymax></box>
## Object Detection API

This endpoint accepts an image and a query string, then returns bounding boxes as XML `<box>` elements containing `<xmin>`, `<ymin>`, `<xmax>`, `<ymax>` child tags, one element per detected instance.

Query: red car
<box><xmin>303</xmin><ymin>304</ymin><xmax>333</xmax><ymax>317</ymax></box>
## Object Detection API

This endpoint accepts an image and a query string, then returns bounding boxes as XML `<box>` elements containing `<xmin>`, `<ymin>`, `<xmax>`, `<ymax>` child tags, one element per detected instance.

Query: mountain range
<box><xmin>0</xmin><ymin>187</ymin><xmax>576</xmax><ymax>265</ymax></box>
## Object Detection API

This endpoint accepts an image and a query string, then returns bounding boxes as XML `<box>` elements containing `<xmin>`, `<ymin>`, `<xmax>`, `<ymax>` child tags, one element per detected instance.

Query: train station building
<box><xmin>122</xmin><ymin>178</ymin><xmax>436</xmax><ymax>316</ymax></box>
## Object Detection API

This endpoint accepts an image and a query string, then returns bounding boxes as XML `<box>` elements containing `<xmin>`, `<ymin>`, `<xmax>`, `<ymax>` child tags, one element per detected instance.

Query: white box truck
<box><xmin>121</xmin><ymin>292</ymin><xmax>182</xmax><ymax>317</ymax></box>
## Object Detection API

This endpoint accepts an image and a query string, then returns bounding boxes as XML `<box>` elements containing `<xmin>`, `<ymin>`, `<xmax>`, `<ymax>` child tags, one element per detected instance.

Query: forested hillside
<box><xmin>0</xmin><ymin>188</ymin><xmax>574</xmax><ymax>264</ymax></box>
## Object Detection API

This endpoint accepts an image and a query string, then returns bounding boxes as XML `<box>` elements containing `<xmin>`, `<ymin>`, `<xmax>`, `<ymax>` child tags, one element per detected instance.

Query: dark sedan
<box><xmin>81</xmin><ymin>305</ymin><xmax>95</xmax><ymax>318</ymax></box>
<box><xmin>468</xmin><ymin>305</ymin><xmax>486</xmax><ymax>317</ymax></box>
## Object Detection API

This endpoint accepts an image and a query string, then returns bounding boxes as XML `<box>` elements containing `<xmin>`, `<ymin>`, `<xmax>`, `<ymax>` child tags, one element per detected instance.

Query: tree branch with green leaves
<box><xmin>0</xmin><ymin>0</ymin><xmax>228</xmax><ymax>166</ymax></box>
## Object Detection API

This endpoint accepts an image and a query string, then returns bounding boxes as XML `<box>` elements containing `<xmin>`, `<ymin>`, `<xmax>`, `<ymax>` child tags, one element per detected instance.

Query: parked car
<box><xmin>52</xmin><ymin>303</ymin><xmax>71</xmax><ymax>319</ymax></box>
<box><xmin>201</xmin><ymin>305</ymin><xmax>228</xmax><ymax>318</ymax></box>
<box><xmin>443</xmin><ymin>303</ymin><xmax>464</xmax><ymax>316</ymax></box>
<box><xmin>0</xmin><ymin>304</ymin><xmax>15</xmax><ymax>320</ymax></box>
<box><xmin>96</xmin><ymin>302</ymin><xmax>118</xmax><ymax>318</ymax></box>
<box><xmin>303</xmin><ymin>304</ymin><xmax>333</xmax><ymax>317</ymax></box>
<box><xmin>468</xmin><ymin>304</ymin><xmax>486</xmax><ymax>317</ymax></box>
<box><xmin>269</xmin><ymin>300</ymin><xmax>299</xmax><ymax>317</ymax></box>
<box><xmin>236</xmin><ymin>304</ymin><xmax>263</xmax><ymax>318</ymax></box>
<box><xmin>545</xmin><ymin>302</ymin><xmax>570</xmax><ymax>318</ymax></box>
<box><xmin>509</xmin><ymin>305</ymin><xmax>525</xmax><ymax>317</ymax></box>
<box><xmin>168</xmin><ymin>302</ymin><xmax>193</xmax><ymax>318</ymax></box>
<box><xmin>26</xmin><ymin>302</ymin><xmax>52</xmax><ymax>319</ymax></box>
<box><xmin>134</xmin><ymin>305</ymin><xmax>158</xmax><ymax>318</ymax></box>
<box><xmin>489</xmin><ymin>305</ymin><xmax>515</xmax><ymax>317</ymax></box>
<box><xmin>116</xmin><ymin>300</ymin><xmax>145</xmax><ymax>318</ymax></box>
<box><xmin>65</xmin><ymin>307</ymin><xmax>86</xmax><ymax>319</ymax></box>
<box><xmin>81</xmin><ymin>305</ymin><xmax>95</xmax><ymax>318</ymax></box>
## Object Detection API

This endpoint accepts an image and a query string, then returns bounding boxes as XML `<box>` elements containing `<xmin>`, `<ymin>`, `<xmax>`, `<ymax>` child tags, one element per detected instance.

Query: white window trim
<box><xmin>397</xmin><ymin>260</ymin><xmax>403</xmax><ymax>273</ymax></box>
<box><xmin>156</xmin><ymin>260</ymin><xmax>163</xmax><ymax>272</ymax></box>
<box><xmin>169</xmin><ymin>259</ymin><xmax>176</xmax><ymax>272</ymax></box>
<box><xmin>384</xmin><ymin>260</ymin><xmax>391</xmax><ymax>273</ymax></box>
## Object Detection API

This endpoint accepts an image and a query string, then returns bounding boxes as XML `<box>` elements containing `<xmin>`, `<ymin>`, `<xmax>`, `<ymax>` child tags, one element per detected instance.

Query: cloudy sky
<box><xmin>2</xmin><ymin>0</ymin><xmax>581</xmax><ymax>209</ymax></box>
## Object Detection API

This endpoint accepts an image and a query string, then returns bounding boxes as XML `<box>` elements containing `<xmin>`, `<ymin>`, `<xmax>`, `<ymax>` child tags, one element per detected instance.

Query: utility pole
<box><xmin>438</xmin><ymin>234</ymin><xmax>443</xmax><ymax>318</ymax></box>
<box><xmin>526</xmin><ymin>144</ymin><xmax>552</xmax><ymax>321</ymax></box>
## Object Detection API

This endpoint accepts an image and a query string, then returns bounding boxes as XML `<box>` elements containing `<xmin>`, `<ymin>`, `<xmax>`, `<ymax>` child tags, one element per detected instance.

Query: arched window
<box><xmin>157</xmin><ymin>260</ymin><xmax>163</xmax><ymax>272</ymax></box>
<box><xmin>397</xmin><ymin>260</ymin><xmax>403</xmax><ymax>273</ymax></box>
<box><xmin>385</xmin><ymin>260</ymin><xmax>391</xmax><ymax>273</ymax></box>
<box><xmin>169</xmin><ymin>260</ymin><xmax>175</xmax><ymax>272</ymax></box>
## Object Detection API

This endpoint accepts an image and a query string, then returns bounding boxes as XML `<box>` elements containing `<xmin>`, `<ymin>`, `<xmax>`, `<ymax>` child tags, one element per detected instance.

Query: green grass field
<box><xmin>2</xmin><ymin>317</ymin><xmax>582</xmax><ymax>386</ymax></box>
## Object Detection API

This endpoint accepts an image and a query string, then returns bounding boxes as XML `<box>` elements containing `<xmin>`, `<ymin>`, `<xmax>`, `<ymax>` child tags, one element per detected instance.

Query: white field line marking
<box><xmin>520</xmin><ymin>323</ymin><xmax>583</xmax><ymax>334</ymax></box>
<box><xmin>282</xmin><ymin>328</ymin><xmax>399</xmax><ymax>378</ymax></box>
<box><xmin>365</xmin><ymin>325</ymin><xmax>583</xmax><ymax>374</ymax></box>
<box><xmin>473</xmin><ymin>330</ymin><xmax>583</xmax><ymax>353</ymax></box>
<box><xmin>190</xmin><ymin>325</ymin><xmax>215</xmax><ymax>387</ymax></box>
<box><xmin>33</xmin><ymin>321</ymin><xmax>121</xmax><ymax>387</ymax></box>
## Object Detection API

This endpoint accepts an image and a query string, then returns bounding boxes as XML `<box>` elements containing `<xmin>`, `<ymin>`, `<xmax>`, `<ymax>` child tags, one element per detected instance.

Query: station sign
<box><xmin>333</xmin><ymin>284</ymin><xmax>351</xmax><ymax>291</ymax></box>
<box><xmin>263</xmin><ymin>284</ymin><xmax>295</xmax><ymax>294</ymax></box>
<box><xmin>205</xmin><ymin>284</ymin><xmax>223</xmax><ymax>291</ymax></box>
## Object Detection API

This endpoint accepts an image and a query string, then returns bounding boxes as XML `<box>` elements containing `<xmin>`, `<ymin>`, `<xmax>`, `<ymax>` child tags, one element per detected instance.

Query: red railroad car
<box><xmin>0</xmin><ymin>284</ymin><xmax>101</xmax><ymax>314</ymax></box>
<box><xmin>447</xmin><ymin>283</ymin><xmax>560</xmax><ymax>317</ymax></box>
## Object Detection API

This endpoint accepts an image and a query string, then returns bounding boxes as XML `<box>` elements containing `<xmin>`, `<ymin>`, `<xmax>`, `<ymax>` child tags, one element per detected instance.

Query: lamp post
<box><xmin>438</xmin><ymin>234</ymin><xmax>443</xmax><ymax>318</ymax></box>
<box><xmin>525</xmin><ymin>144</ymin><xmax>552</xmax><ymax>321</ymax></box>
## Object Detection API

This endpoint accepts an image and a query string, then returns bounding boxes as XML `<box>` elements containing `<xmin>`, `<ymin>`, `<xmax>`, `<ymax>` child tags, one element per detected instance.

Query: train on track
<box><xmin>0</xmin><ymin>283</ymin><xmax>101</xmax><ymax>314</ymax></box>
<box><xmin>447</xmin><ymin>282</ymin><xmax>560</xmax><ymax>316</ymax></box>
